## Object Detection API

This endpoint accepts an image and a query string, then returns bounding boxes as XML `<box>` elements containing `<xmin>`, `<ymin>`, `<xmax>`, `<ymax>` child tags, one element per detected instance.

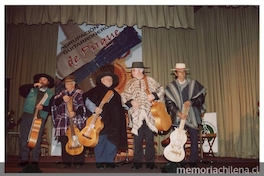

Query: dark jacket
<box><xmin>83</xmin><ymin>83</ymin><xmax>128</xmax><ymax>151</ymax></box>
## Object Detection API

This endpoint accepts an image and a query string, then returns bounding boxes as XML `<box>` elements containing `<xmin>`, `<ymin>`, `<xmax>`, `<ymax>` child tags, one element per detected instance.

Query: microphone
<box><xmin>35</xmin><ymin>83</ymin><xmax>44</xmax><ymax>88</ymax></box>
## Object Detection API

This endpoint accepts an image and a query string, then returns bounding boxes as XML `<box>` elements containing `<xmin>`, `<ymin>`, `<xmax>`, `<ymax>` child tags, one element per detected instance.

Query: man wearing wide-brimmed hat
<box><xmin>51</xmin><ymin>75</ymin><xmax>87</xmax><ymax>169</ymax></box>
<box><xmin>121</xmin><ymin>61</ymin><xmax>164</xmax><ymax>170</ymax></box>
<box><xmin>18</xmin><ymin>73</ymin><xmax>54</xmax><ymax>167</ymax></box>
<box><xmin>165</xmin><ymin>63</ymin><xmax>206</xmax><ymax>167</ymax></box>
<box><xmin>83</xmin><ymin>71</ymin><xmax>127</xmax><ymax>169</ymax></box>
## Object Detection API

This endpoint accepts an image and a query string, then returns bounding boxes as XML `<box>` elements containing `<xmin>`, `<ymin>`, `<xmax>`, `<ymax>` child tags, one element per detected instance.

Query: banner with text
<box><xmin>51</xmin><ymin>22</ymin><xmax>142</xmax><ymax>156</ymax></box>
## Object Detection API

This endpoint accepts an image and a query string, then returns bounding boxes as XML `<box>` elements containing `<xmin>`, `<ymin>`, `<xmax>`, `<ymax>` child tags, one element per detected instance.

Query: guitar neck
<box><xmin>67</xmin><ymin>96</ymin><xmax>75</xmax><ymax>135</ymax></box>
<box><xmin>69</xmin><ymin>117</ymin><xmax>76</xmax><ymax>136</ymax></box>
<box><xmin>32</xmin><ymin>93</ymin><xmax>48</xmax><ymax>119</ymax></box>
<box><xmin>178</xmin><ymin>106</ymin><xmax>189</xmax><ymax>130</ymax></box>
<box><xmin>33</xmin><ymin>109</ymin><xmax>39</xmax><ymax>119</ymax></box>
<box><xmin>89</xmin><ymin>90</ymin><xmax>114</xmax><ymax>125</ymax></box>
<box><xmin>55</xmin><ymin>26</ymin><xmax>141</xmax><ymax>94</ymax></box>
<box><xmin>178</xmin><ymin>119</ymin><xmax>186</xmax><ymax>131</ymax></box>
<box><xmin>90</xmin><ymin>96</ymin><xmax>107</xmax><ymax>123</ymax></box>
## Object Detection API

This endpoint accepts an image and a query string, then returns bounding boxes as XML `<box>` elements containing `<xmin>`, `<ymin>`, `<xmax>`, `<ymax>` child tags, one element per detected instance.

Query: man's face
<box><xmin>39</xmin><ymin>77</ymin><xmax>49</xmax><ymax>88</ymax></box>
<box><xmin>175</xmin><ymin>70</ymin><xmax>186</xmax><ymax>79</ymax></box>
<box><xmin>101</xmin><ymin>76</ymin><xmax>113</xmax><ymax>88</ymax></box>
<box><xmin>65</xmin><ymin>82</ymin><xmax>75</xmax><ymax>91</ymax></box>
<box><xmin>131</xmin><ymin>68</ymin><xmax>143</xmax><ymax>78</ymax></box>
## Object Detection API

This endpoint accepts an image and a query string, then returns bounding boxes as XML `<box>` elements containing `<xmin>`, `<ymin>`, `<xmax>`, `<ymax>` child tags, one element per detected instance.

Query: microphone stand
<box><xmin>116</xmin><ymin>149</ymin><xmax>132</xmax><ymax>165</ymax></box>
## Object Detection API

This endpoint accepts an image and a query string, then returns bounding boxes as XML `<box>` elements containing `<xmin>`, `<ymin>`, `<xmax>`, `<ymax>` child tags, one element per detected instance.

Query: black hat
<box><xmin>126</xmin><ymin>62</ymin><xmax>150</xmax><ymax>69</ymax></box>
<box><xmin>96</xmin><ymin>72</ymin><xmax>119</xmax><ymax>88</ymax></box>
<box><xmin>33</xmin><ymin>73</ymin><xmax>55</xmax><ymax>88</ymax></box>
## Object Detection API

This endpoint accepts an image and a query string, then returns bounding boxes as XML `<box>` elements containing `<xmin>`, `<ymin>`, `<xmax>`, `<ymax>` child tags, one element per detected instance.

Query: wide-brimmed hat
<box><xmin>62</xmin><ymin>75</ymin><xmax>76</xmax><ymax>83</ymax></box>
<box><xmin>33</xmin><ymin>73</ymin><xmax>55</xmax><ymax>88</ymax></box>
<box><xmin>126</xmin><ymin>62</ymin><xmax>150</xmax><ymax>69</ymax></box>
<box><xmin>96</xmin><ymin>71</ymin><xmax>119</xmax><ymax>87</ymax></box>
<box><xmin>171</xmin><ymin>63</ymin><xmax>190</xmax><ymax>71</ymax></box>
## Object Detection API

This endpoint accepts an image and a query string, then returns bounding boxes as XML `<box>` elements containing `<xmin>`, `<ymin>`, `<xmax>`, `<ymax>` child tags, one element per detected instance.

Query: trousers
<box><xmin>19</xmin><ymin>112</ymin><xmax>45</xmax><ymax>162</ymax></box>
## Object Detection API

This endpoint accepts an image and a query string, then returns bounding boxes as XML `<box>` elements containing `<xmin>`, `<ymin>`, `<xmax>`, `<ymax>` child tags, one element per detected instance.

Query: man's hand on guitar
<box><xmin>68</xmin><ymin>111</ymin><xmax>76</xmax><ymax>118</ymax></box>
<box><xmin>36</xmin><ymin>104</ymin><xmax>43</xmax><ymax>110</ymax></box>
<box><xmin>178</xmin><ymin>112</ymin><xmax>188</xmax><ymax>120</ymax></box>
<box><xmin>147</xmin><ymin>94</ymin><xmax>155</xmax><ymax>102</ymax></box>
<box><xmin>63</xmin><ymin>95</ymin><xmax>70</xmax><ymax>102</ymax></box>
<box><xmin>94</xmin><ymin>107</ymin><xmax>102</xmax><ymax>115</ymax></box>
<box><xmin>131</xmin><ymin>100</ymin><xmax>139</xmax><ymax>108</ymax></box>
<box><xmin>183</xmin><ymin>100</ymin><xmax>191</xmax><ymax>107</ymax></box>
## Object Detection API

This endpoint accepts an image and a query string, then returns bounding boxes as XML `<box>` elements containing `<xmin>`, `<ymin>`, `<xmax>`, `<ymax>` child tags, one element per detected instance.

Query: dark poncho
<box><xmin>83</xmin><ymin>83</ymin><xmax>128</xmax><ymax>152</ymax></box>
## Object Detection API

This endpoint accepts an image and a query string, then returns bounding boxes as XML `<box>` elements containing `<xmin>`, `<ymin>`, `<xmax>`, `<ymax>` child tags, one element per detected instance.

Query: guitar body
<box><xmin>78</xmin><ymin>115</ymin><xmax>104</xmax><ymax>147</ymax></box>
<box><xmin>65</xmin><ymin>125</ymin><xmax>84</xmax><ymax>155</ymax></box>
<box><xmin>78</xmin><ymin>90</ymin><xmax>113</xmax><ymax>147</ymax></box>
<box><xmin>27</xmin><ymin>118</ymin><xmax>42</xmax><ymax>148</ymax></box>
<box><xmin>151</xmin><ymin>102</ymin><xmax>172</xmax><ymax>132</ymax></box>
<box><xmin>163</xmin><ymin>127</ymin><xmax>187</xmax><ymax>162</ymax></box>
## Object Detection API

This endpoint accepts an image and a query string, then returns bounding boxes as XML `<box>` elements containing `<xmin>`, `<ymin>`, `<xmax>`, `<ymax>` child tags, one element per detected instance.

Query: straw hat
<box><xmin>171</xmin><ymin>63</ymin><xmax>190</xmax><ymax>71</ymax></box>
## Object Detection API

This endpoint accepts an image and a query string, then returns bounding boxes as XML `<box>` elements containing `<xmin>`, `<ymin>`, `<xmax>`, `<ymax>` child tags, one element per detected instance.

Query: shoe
<box><xmin>75</xmin><ymin>164</ymin><xmax>82</xmax><ymax>169</ymax></box>
<box><xmin>96</xmin><ymin>163</ymin><xmax>104</xmax><ymax>169</ymax></box>
<box><xmin>61</xmin><ymin>163</ymin><xmax>71</xmax><ymax>168</ymax></box>
<box><xmin>179</xmin><ymin>162</ymin><xmax>186</xmax><ymax>168</ymax></box>
<box><xmin>31</xmin><ymin>162</ymin><xmax>38</xmax><ymax>166</ymax></box>
<box><xmin>132</xmin><ymin>163</ymin><xmax>142</xmax><ymax>170</ymax></box>
<box><xmin>132</xmin><ymin>165</ymin><xmax>142</xmax><ymax>170</ymax></box>
<box><xmin>19</xmin><ymin>163</ymin><xmax>42</xmax><ymax>173</ymax></box>
<box><xmin>18</xmin><ymin>161</ymin><xmax>29</xmax><ymax>167</ymax></box>
<box><xmin>189</xmin><ymin>163</ymin><xmax>199</xmax><ymax>168</ymax></box>
<box><xmin>106</xmin><ymin>163</ymin><xmax>119</xmax><ymax>169</ymax></box>
<box><xmin>146</xmin><ymin>164</ymin><xmax>157</xmax><ymax>170</ymax></box>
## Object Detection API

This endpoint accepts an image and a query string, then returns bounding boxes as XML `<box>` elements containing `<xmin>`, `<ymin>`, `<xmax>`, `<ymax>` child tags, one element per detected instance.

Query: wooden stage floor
<box><xmin>4</xmin><ymin>154</ymin><xmax>259</xmax><ymax>174</ymax></box>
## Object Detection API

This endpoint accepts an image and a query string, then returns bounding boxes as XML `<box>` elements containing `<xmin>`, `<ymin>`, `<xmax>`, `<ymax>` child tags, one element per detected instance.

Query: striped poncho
<box><xmin>121</xmin><ymin>76</ymin><xmax>164</xmax><ymax>135</ymax></box>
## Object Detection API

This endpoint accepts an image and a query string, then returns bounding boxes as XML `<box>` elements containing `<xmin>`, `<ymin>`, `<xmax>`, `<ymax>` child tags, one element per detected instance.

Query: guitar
<box><xmin>78</xmin><ymin>90</ymin><xmax>114</xmax><ymax>147</ymax></box>
<box><xmin>65</xmin><ymin>96</ymin><xmax>84</xmax><ymax>155</ymax></box>
<box><xmin>151</xmin><ymin>102</ymin><xmax>172</xmax><ymax>132</ymax></box>
<box><xmin>163</xmin><ymin>106</ymin><xmax>189</xmax><ymax>162</ymax></box>
<box><xmin>143</xmin><ymin>76</ymin><xmax>172</xmax><ymax>132</ymax></box>
<box><xmin>55</xmin><ymin>26</ymin><xmax>142</xmax><ymax>94</ymax></box>
<box><xmin>27</xmin><ymin>93</ymin><xmax>48</xmax><ymax>148</ymax></box>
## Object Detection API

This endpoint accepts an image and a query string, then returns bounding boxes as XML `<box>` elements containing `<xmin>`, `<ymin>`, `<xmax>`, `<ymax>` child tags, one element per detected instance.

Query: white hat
<box><xmin>171</xmin><ymin>63</ymin><xmax>190</xmax><ymax>71</ymax></box>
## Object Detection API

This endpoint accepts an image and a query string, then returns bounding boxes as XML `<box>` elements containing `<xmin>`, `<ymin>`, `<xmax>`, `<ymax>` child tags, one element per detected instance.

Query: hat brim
<box><xmin>126</xmin><ymin>66</ymin><xmax>150</xmax><ymax>69</ymax></box>
<box><xmin>33</xmin><ymin>73</ymin><xmax>55</xmax><ymax>88</ymax></box>
<box><xmin>171</xmin><ymin>68</ymin><xmax>190</xmax><ymax>71</ymax></box>
<box><xmin>62</xmin><ymin>80</ymin><xmax>76</xmax><ymax>84</ymax></box>
<box><xmin>96</xmin><ymin>72</ymin><xmax>119</xmax><ymax>88</ymax></box>
<box><xmin>126</xmin><ymin>70</ymin><xmax>150</xmax><ymax>73</ymax></box>
<box><xmin>170</xmin><ymin>72</ymin><xmax>190</xmax><ymax>75</ymax></box>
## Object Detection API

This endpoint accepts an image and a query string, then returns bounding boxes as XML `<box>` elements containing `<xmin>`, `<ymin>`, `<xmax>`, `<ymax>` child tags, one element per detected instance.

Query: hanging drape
<box><xmin>6</xmin><ymin>5</ymin><xmax>194</xmax><ymax>29</ymax></box>
<box><xmin>142</xmin><ymin>6</ymin><xmax>259</xmax><ymax>158</ymax></box>
<box><xmin>5</xmin><ymin>5</ymin><xmax>259</xmax><ymax>158</ymax></box>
